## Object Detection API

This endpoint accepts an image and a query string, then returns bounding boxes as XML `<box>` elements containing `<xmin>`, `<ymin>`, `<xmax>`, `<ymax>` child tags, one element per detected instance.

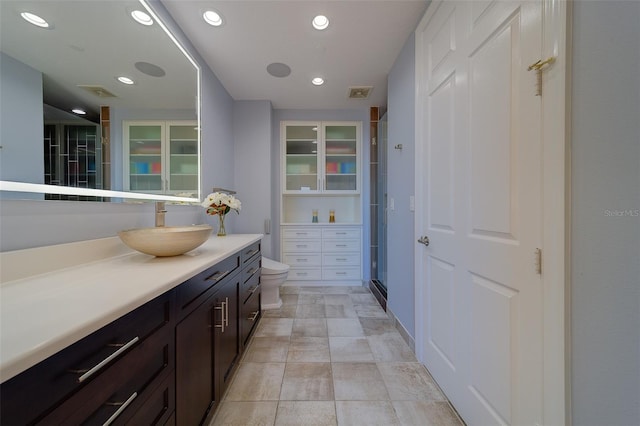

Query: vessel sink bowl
<box><xmin>118</xmin><ymin>225</ymin><xmax>213</xmax><ymax>257</ymax></box>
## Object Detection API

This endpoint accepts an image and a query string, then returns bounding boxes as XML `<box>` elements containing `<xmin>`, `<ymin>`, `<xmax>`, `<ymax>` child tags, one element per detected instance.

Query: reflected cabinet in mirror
<box><xmin>0</xmin><ymin>0</ymin><xmax>200</xmax><ymax>202</ymax></box>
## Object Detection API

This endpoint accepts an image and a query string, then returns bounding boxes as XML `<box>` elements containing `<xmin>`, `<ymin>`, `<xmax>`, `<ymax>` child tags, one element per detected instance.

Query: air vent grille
<box><xmin>348</xmin><ymin>86</ymin><xmax>373</xmax><ymax>99</ymax></box>
<box><xmin>77</xmin><ymin>85</ymin><xmax>117</xmax><ymax>98</ymax></box>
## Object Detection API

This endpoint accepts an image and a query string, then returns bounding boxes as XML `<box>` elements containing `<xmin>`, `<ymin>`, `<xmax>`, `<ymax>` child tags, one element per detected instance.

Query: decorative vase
<box><xmin>217</xmin><ymin>213</ymin><xmax>226</xmax><ymax>236</ymax></box>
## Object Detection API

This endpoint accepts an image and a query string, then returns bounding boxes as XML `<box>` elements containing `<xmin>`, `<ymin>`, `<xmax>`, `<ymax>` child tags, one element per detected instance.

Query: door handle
<box><xmin>417</xmin><ymin>236</ymin><xmax>430</xmax><ymax>246</ymax></box>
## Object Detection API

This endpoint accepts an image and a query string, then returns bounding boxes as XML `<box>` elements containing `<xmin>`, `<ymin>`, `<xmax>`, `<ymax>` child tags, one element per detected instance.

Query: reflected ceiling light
<box><xmin>131</xmin><ymin>10</ymin><xmax>153</xmax><ymax>26</ymax></box>
<box><xmin>21</xmin><ymin>12</ymin><xmax>50</xmax><ymax>28</ymax></box>
<box><xmin>117</xmin><ymin>76</ymin><xmax>135</xmax><ymax>85</ymax></box>
<box><xmin>203</xmin><ymin>10</ymin><xmax>223</xmax><ymax>27</ymax></box>
<box><xmin>311</xmin><ymin>77</ymin><xmax>325</xmax><ymax>86</ymax></box>
<box><xmin>312</xmin><ymin>15</ymin><xmax>329</xmax><ymax>30</ymax></box>
<box><xmin>72</xmin><ymin>108</ymin><xmax>87</xmax><ymax>115</ymax></box>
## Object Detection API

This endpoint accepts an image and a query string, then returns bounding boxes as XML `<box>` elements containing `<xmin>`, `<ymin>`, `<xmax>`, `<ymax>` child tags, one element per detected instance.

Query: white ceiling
<box><xmin>163</xmin><ymin>0</ymin><xmax>429</xmax><ymax>110</ymax></box>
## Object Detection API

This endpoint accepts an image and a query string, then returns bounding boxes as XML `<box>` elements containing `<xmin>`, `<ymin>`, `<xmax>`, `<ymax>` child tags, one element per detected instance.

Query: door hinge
<box><xmin>527</xmin><ymin>57</ymin><xmax>556</xmax><ymax>96</ymax></box>
<box><xmin>535</xmin><ymin>248</ymin><xmax>542</xmax><ymax>275</ymax></box>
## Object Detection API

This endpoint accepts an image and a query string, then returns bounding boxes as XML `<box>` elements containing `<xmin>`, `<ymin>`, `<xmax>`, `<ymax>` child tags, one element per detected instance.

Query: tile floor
<box><xmin>210</xmin><ymin>285</ymin><xmax>464</xmax><ymax>426</ymax></box>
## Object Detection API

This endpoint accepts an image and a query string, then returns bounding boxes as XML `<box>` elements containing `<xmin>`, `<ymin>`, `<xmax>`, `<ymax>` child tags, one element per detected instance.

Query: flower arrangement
<box><xmin>201</xmin><ymin>192</ymin><xmax>241</xmax><ymax>236</ymax></box>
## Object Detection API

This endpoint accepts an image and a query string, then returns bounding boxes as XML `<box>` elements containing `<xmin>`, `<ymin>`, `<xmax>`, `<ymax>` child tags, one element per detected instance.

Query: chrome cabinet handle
<box><xmin>74</xmin><ymin>336</ymin><xmax>139</xmax><ymax>383</ymax></box>
<box><xmin>224</xmin><ymin>297</ymin><xmax>229</xmax><ymax>327</ymax></box>
<box><xmin>215</xmin><ymin>301</ymin><xmax>226</xmax><ymax>332</ymax></box>
<box><xmin>417</xmin><ymin>236</ymin><xmax>430</xmax><ymax>246</ymax></box>
<box><xmin>248</xmin><ymin>311</ymin><xmax>259</xmax><ymax>321</ymax></box>
<box><xmin>248</xmin><ymin>285</ymin><xmax>259</xmax><ymax>294</ymax></box>
<box><xmin>247</xmin><ymin>267</ymin><xmax>258</xmax><ymax>275</ymax></box>
<box><xmin>103</xmin><ymin>391</ymin><xmax>138</xmax><ymax>426</ymax></box>
<box><xmin>245</xmin><ymin>248</ymin><xmax>259</xmax><ymax>258</ymax></box>
<box><xmin>207</xmin><ymin>270</ymin><xmax>231</xmax><ymax>283</ymax></box>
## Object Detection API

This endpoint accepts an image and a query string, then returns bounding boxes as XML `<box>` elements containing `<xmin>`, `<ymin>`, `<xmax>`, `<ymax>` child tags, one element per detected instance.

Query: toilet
<box><xmin>260</xmin><ymin>257</ymin><xmax>290</xmax><ymax>309</ymax></box>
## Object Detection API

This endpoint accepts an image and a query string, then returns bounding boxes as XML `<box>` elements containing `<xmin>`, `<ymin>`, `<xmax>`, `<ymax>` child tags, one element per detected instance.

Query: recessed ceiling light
<box><xmin>20</xmin><ymin>12</ymin><xmax>50</xmax><ymax>28</ymax></box>
<box><xmin>311</xmin><ymin>77</ymin><xmax>325</xmax><ymax>86</ymax></box>
<box><xmin>72</xmin><ymin>108</ymin><xmax>86</xmax><ymax>115</ymax></box>
<box><xmin>131</xmin><ymin>10</ymin><xmax>153</xmax><ymax>26</ymax></box>
<box><xmin>312</xmin><ymin>15</ymin><xmax>329</xmax><ymax>30</ymax></box>
<box><xmin>117</xmin><ymin>76</ymin><xmax>135</xmax><ymax>85</ymax></box>
<box><xmin>203</xmin><ymin>10</ymin><xmax>223</xmax><ymax>27</ymax></box>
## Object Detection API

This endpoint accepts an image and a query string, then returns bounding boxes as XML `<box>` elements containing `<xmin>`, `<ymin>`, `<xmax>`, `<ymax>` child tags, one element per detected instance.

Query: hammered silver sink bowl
<box><xmin>118</xmin><ymin>225</ymin><xmax>213</xmax><ymax>257</ymax></box>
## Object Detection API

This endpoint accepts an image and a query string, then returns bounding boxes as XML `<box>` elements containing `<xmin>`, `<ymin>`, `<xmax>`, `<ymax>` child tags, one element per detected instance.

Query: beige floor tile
<box><xmin>349</xmin><ymin>293</ymin><xmax>379</xmax><ymax>305</ymax></box>
<box><xmin>359</xmin><ymin>318</ymin><xmax>398</xmax><ymax>336</ymax></box>
<box><xmin>292</xmin><ymin>318</ymin><xmax>328</xmax><ymax>338</ymax></box>
<box><xmin>280</xmin><ymin>286</ymin><xmax>301</xmax><ymax>295</ymax></box>
<box><xmin>335</xmin><ymin>401</ymin><xmax>401</xmax><ymax>426</ymax></box>
<box><xmin>210</xmin><ymin>401</ymin><xmax>278</xmax><ymax>426</ymax></box>
<box><xmin>332</xmin><ymin>362</ymin><xmax>390</xmax><ymax>400</ymax></box>
<box><xmin>329</xmin><ymin>337</ymin><xmax>375</xmax><ymax>362</ymax></box>
<box><xmin>262</xmin><ymin>305</ymin><xmax>297</xmax><ymax>318</ymax></box>
<box><xmin>354</xmin><ymin>304</ymin><xmax>389</xmax><ymax>318</ymax></box>
<box><xmin>298</xmin><ymin>294</ymin><xmax>325</xmax><ymax>304</ymax></box>
<box><xmin>377</xmin><ymin>362</ymin><xmax>446</xmax><ymax>401</ymax></box>
<box><xmin>254</xmin><ymin>318</ymin><xmax>294</xmax><ymax>337</ymax></box>
<box><xmin>287</xmin><ymin>337</ymin><xmax>330</xmax><ymax>362</ymax></box>
<box><xmin>326</xmin><ymin>318</ymin><xmax>365</xmax><ymax>337</ymax></box>
<box><xmin>325</xmin><ymin>304</ymin><xmax>358</xmax><ymax>318</ymax></box>
<box><xmin>281</xmin><ymin>294</ymin><xmax>299</xmax><ymax>305</ymax></box>
<box><xmin>298</xmin><ymin>286</ymin><xmax>329</xmax><ymax>294</ymax></box>
<box><xmin>279</xmin><ymin>362</ymin><xmax>334</xmax><ymax>400</ymax></box>
<box><xmin>296</xmin><ymin>303</ymin><xmax>326</xmax><ymax>318</ymax></box>
<box><xmin>275</xmin><ymin>401</ymin><xmax>337</xmax><ymax>426</ymax></box>
<box><xmin>348</xmin><ymin>286</ymin><xmax>371</xmax><ymax>294</ymax></box>
<box><xmin>242</xmin><ymin>336</ymin><xmax>290</xmax><ymax>363</ymax></box>
<box><xmin>323</xmin><ymin>294</ymin><xmax>353</xmax><ymax>305</ymax></box>
<box><xmin>225</xmin><ymin>362</ymin><xmax>285</xmax><ymax>401</ymax></box>
<box><xmin>367</xmin><ymin>334</ymin><xmax>417</xmax><ymax>362</ymax></box>
<box><xmin>392</xmin><ymin>401</ymin><xmax>463</xmax><ymax>425</ymax></box>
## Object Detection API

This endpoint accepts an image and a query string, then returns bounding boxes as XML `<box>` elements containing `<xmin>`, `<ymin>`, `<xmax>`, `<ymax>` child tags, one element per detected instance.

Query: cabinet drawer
<box><xmin>287</xmin><ymin>268</ymin><xmax>322</xmax><ymax>281</ymax></box>
<box><xmin>241</xmin><ymin>289</ymin><xmax>261</xmax><ymax>346</ymax></box>
<box><xmin>243</xmin><ymin>256</ymin><xmax>261</xmax><ymax>284</ymax></box>
<box><xmin>0</xmin><ymin>291</ymin><xmax>174</xmax><ymax>426</ymax></box>
<box><xmin>322</xmin><ymin>239</ymin><xmax>360</xmax><ymax>252</ymax></box>
<box><xmin>282</xmin><ymin>228</ymin><xmax>322</xmax><ymax>239</ymax></box>
<box><xmin>322</xmin><ymin>228</ymin><xmax>361</xmax><ymax>239</ymax></box>
<box><xmin>283</xmin><ymin>239</ymin><xmax>322</xmax><ymax>253</ymax></box>
<box><xmin>322</xmin><ymin>253</ymin><xmax>360</xmax><ymax>266</ymax></box>
<box><xmin>283</xmin><ymin>253</ymin><xmax>321</xmax><ymax>267</ymax></box>
<box><xmin>176</xmin><ymin>253</ymin><xmax>240</xmax><ymax>316</ymax></box>
<box><xmin>38</xmin><ymin>326</ymin><xmax>175</xmax><ymax>425</ymax></box>
<box><xmin>121</xmin><ymin>371</ymin><xmax>175</xmax><ymax>426</ymax></box>
<box><xmin>241</xmin><ymin>241</ymin><xmax>261</xmax><ymax>266</ymax></box>
<box><xmin>322</xmin><ymin>267</ymin><xmax>362</xmax><ymax>281</ymax></box>
<box><xmin>241</xmin><ymin>269</ymin><xmax>261</xmax><ymax>305</ymax></box>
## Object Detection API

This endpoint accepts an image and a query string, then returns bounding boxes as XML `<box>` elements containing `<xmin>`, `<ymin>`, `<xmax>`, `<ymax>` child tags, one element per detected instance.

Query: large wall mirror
<box><xmin>0</xmin><ymin>0</ymin><xmax>200</xmax><ymax>203</ymax></box>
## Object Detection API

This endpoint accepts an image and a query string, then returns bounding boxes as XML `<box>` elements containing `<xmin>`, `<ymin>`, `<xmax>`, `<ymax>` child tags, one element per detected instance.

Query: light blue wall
<box><xmin>0</xmin><ymin>0</ymin><xmax>234</xmax><ymax>251</ymax></box>
<box><xmin>272</xmin><ymin>109</ymin><xmax>371</xmax><ymax>279</ymax></box>
<box><xmin>233</xmin><ymin>100</ymin><xmax>273</xmax><ymax>256</ymax></box>
<box><xmin>570</xmin><ymin>1</ymin><xmax>640</xmax><ymax>424</ymax></box>
<box><xmin>0</xmin><ymin>52</ymin><xmax>44</xmax><ymax>186</ymax></box>
<box><xmin>386</xmin><ymin>34</ymin><xmax>416</xmax><ymax>336</ymax></box>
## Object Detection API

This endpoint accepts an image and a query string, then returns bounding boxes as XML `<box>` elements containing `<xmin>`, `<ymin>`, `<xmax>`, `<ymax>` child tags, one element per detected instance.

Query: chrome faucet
<box><xmin>155</xmin><ymin>201</ymin><xmax>167</xmax><ymax>227</ymax></box>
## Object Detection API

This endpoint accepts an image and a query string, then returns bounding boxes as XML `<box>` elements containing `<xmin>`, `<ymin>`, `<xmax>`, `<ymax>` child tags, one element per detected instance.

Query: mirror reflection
<box><xmin>0</xmin><ymin>0</ymin><xmax>199</xmax><ymax>201</ymax></box>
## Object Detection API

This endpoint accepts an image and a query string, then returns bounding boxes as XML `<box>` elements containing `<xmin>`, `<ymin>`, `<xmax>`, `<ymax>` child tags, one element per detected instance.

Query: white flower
<box><xmin>201</xmin><ymin>192</ymin><xmax>241</xmax><ymax>215</ymax></box>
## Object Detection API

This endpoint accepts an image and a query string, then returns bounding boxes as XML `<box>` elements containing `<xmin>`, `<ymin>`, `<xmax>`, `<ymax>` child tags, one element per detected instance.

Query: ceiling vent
<box><xmin>77</xmin><ymin>85</ymin><xmax>117</xmax><ymax>98</ymax></box>
<box><xmin>348</xmin><ymin>86</ymin><xmax>373</xmax><ymax>99</ymax></box>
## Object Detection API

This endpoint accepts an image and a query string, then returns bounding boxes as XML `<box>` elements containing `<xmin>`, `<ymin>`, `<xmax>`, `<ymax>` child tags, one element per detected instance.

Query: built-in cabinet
<box><xmin>281</xmin><ymin>121</ymin><xmax>363</xmax><ymax>282</ymax></box>
<box><xmin>0</xmin><ymin>241</ymin><xmax>262</xmax><ymax>426</ymax></box>
<box><xmin>123</xmin><ymin>120</ymin><xmax>198</xmax><ymax>196</ymax></box>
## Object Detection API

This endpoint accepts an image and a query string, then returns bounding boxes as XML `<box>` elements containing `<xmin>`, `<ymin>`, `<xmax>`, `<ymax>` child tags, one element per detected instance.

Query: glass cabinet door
<box><xmin>127</xmin><ymin>124</ymin><xmax>163</xmax><ymax>192</ymax></box>
<box><xmin>285</xmin><ymin>125</ymin><xmax>319</xmax><ymax>191</ymax></box>
<box><xmin>168</xmin><ymin>124</ymin><xmax>198</xmax><ymax>194</ymax></box>
<box><xmin>324</xmin><ymin>124</ymin><xmax>357</xmax><ymax>191</ymax></box>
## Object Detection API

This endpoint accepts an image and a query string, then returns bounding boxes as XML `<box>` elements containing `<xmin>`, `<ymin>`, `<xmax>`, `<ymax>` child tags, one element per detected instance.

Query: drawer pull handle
<box><xmin>336</xmin><ymin>244</ymin><xmax>347</xmax><ymax>247</ymax></box>
<box><xmin>245</xmin><ymin>248</ymin><xmax>260</xmax><ymax>258</ymax></box>
<box><xmin>248</xmin><ymin>311</ymin><xmax>259</xmax><ymax>321</ymax></box>
<box><xmin>75</xmin><ymin>336</ymin><xmax>139</xmax><ymax>383</ymax></box>
<box><xmin>336</xmin><ymin>272</ymin><xmax>347</xmax><ymax>275</ymax></box>
<box><xmin>207</xmin><ymin>269</ymin><xmax>231</xmax><ymax>283</ymax></box>
<box><xmin>214</xmin><ymin>300</ymin><xmax>227</xmax><ymax>332</ymax></box>
<box><xmin>247</xmin><ymin>267</ymin><xmax>258</xmax><ymax>275</ymax></box>
<box><xmin>248</xmin><ymin>285</ymin><xmax>259</xmax><ymax>294</ymax></box>
<box><xmin>224</xmin><ymin>297</ymin><xmax>229</xmax><ymax>327</ymax></box>
<box><xmin>297</xmin><ymin>272</ymin><xmax>308</xmax><ymax>276</ymax></box>
<box><xmin>103</xmin><ymin>391</ymin><xmax>138</xmax><ymax>426</ymax></box>
<box><xmin>295</xmin><ymin>232</ymin><xmax>308</xmax><ymax>235</ymax></box>
<box><xmin>296</xmin><ymin>258</ymin><xmax>308</xmax><ymax>262</ymax></box>
<box><xmin>296</xmin><ymin>244</ymin><xmax>307</xmax><ymax>248</ymax></box>
<box><xmin>337</xmin><ymin>258</ymin><xmax>347</xmax><ymax>261</ymax></box>
<box><xmin>336</xmin><ymin>232</ymin><xmax>347</xmax><ymax>235</ymax></box>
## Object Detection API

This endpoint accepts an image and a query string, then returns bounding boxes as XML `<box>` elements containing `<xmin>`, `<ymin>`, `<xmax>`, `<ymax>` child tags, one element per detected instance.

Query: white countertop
<box><xmin>0</xmin><ymin>234</ymin><xmax>262</xmax><ymax>382</ymax></box>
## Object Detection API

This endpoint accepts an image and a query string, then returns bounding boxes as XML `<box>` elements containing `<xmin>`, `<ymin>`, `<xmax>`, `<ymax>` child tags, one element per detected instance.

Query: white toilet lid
<box><xmin>262</xmin><ymin>257</ymin><xmax>290</xmax><ymax>274</ymax></box>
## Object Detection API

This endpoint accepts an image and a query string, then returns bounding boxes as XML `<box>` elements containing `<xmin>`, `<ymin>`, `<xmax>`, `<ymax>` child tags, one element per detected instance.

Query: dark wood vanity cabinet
<box><xmin>0</xmin><ymin>240</ymin><xmax>261</xmax><ymax>426</ymax></box>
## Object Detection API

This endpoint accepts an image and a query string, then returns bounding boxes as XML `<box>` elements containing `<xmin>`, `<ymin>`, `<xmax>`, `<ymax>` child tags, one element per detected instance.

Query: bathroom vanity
<box><xmin>0</xmin><ymin>234</ymin><xmax>262</xmax><ymax>425</ymax></box>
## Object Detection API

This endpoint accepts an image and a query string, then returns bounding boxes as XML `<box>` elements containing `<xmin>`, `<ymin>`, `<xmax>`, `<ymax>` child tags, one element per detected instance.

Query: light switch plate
<box><xmin>410</xmin><ymin>196</ymin><xmax>415</xmax><ymax>212</ymax></box>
